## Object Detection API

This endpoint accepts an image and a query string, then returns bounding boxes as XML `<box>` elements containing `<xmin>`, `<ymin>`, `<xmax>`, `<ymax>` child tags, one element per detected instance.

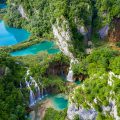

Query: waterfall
<box><xmin>24</xmin><ymin>69</ymin><xmax>48</xmax><ymax>106</ymax></box>
<box><xmin>67</xmin><ymin>69</ymin><xmax>74</xmax><ymax>82</ymax></box>
<box><xmin>29</xmin><ymin>90</ymin><xmax>36</xmax><ymax>106</ymax></box>
<box><xmin>25</xmin><ymin>80</ymin><xmax>36</xmax><ymax>106</ymax></box>
<box><xmin>67</xmin><ymin>59</ymin><xmax>74</xmax><ymax>82</ymax></box>
<box><xmin>30</xmin><ymin>76</ymin><xmax>43</xmax><ymax>101</ymax></box>
<box><xmin>25</xmin><ymin>81</ymin><xmax>30</xmax><ymax>89</ymax></box>
<box><xmin>36</xmin><ymin>86</ymin><xmax>41</xmax><ymax>100</ymax></box>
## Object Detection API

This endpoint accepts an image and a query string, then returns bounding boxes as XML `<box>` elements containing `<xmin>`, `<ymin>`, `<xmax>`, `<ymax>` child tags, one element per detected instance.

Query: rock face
<box><xmin>47</xmin><ymin>62</ymin><xmax>68</xmax><ymax>76</ymax></box>
<box><xmin>67</xmin><ymin>72</ymin><xmax>120</xmax><ymax>120</ymax></box>
<box><xmin>77</xmin><ymin>25</ymin><xmax>91</xmax><ymax>46</ymax></box>
<box><xmin>67</xmin><ymin>104</ymin><xmax>97</xmax><ymax>120</ymax></box>
<box><xmin>18</xmin><ymin>5</ymin><xmax>28</xmax><ymax>20</ymax></box>
<box><xmin>52</xmin><ymin>18</ymin><xmax>73</xmax><ymax>59</ymax></box>
<box><xmin>98</xmin><ymin>25</ymin><xmax>109</xmax><ymax>39</ymax></box>
<box><xmin>108</xmin><ymin>18</ymin><xmax>120</xmax><ymax>42</ymax></box>
<box><xmin>52</xmin><ymin>17</ymin><xmax>76</xmax><ymax>82</ymax></box>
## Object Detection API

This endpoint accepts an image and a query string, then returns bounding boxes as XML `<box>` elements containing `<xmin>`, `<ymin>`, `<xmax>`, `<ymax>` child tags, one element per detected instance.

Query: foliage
<box><xmin>96</xmin><ymin>0</ymin><xmax>120</xmax><ymax>25</ymax></box>
<box><xmin>116</xmin><ymin>42</ymin><xmax>120</xmax><ymax>47</ymax></box>
<box><xmin>71</xmin><ymin>47</ymin><xmax>120</xmax><ymax>119</ymax></box>
<box><xmin>73</xmin><ymin>47</ymin><xmax>119</xmax><ymax>76</ymax></box>
<box><xmin>43</xmin><ymin>108</ymin><xmax>67</xmax><ymax>120</ymax></box>
<box><xmin>109</xmin><ymin>56</ymin><xmax>120</xmax><ymax>74</ymax></box>
<box><xmin>0</xmin><ymin>51</ymin><xmax>28</xmax><ymax>120</ymax></box>
<box><xmin>73</xmin><ymin>114</ymin><xmax>80</xmax><ymax>120</ymax></box>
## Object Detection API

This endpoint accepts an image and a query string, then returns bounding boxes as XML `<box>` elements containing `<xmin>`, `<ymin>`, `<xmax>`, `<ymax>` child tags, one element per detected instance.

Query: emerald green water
<box><xmin>11</xmin><ymin>41</ymin><xmax>60</xmax><ymax>56</ymax></box>
<box><xmin>49</xmin><ymin>94</ymin><xmax>68</xmax><ymax>110</ymax></box>
<box><xmin>75</xmin><ymin>80</ymin><xmax>81</xmax><ymax>85</ymax></box>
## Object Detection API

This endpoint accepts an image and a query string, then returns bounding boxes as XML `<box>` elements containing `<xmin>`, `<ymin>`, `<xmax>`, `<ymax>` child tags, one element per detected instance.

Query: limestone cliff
<box><xmin>67</xmin><ymin>72</ymin><xmax>120</xmax><ymax>120</ymax></box>
<box><xmin>52</xmin><ymin>17</ymin><xmax>77</xmax><ymax>81</ymax></box>
<box><xmin>108</xmin><ymin>19</ymin><xmax>120</xmax><ymax>42</ymax></box>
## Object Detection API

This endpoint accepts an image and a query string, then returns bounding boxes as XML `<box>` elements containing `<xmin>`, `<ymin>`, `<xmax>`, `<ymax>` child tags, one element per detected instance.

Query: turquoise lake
<box><xmin>0</xmin><ymin>4</ymin><xmax>7</xmax><ymax>9</ymax></box>
<box><xmin>0</xmin><ymin>20</ymin><xmax>30</xmax><ymax>46</ymax></box>
<box><xmin>50</xmin><ymin>94</ymin><xmax>68</xmax><ymax>110</ymax></box>
<box><xmin>11</xmin><ymin>41</ymin><xmax>60</xmax><ymax>56</ymax></box>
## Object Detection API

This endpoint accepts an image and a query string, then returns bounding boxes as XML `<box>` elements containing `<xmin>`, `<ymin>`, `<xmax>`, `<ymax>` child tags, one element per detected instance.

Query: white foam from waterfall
<box><xmin>25</xmin><ymin>80</ymin><xmax>36</xmax><ymax>106</ymax></box>
<box><xmin>67</xmin><ymin>70</ymin><xmax>74</xmax><ymax>82</ymax></box>
<box><xmin>30</xmin><ymin>90</ymin><xmax>36</xmax><ymax>106</ymax></box>
<box><xmin>24</xmin><ymin>69</ymin><xmax>48</xmax><ymax>106</ymax></box>
<box><xmin>67</xmin><ymin>59</ymin><xmax>77</xmax><ymax>82</ymax></box>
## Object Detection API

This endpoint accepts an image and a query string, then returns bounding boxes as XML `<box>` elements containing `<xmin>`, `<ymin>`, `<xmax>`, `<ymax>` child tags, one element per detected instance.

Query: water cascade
<box><xmin>30</xmin><ymin>76</ymin><xmax>42</xmax><ymax>100</ymax></box>
<box><xmin>29</xmin><ymin>89</ymin><xmax>36</xmax><ymax>106</ymax></box>
<box><xmin>67</xmin><ymin>70</ymin><xmax>74</xmax><ymax>82</ymax></box>
<box><xmin>25</xmin><ymin>80</ymin><xmax>36</xmax><ymax>106</ymax></box>
<box><xmin>67</xmin><ymin>59</ymin><xmax>74</xmax><ymax>82</ymax></box>
<box><xmin>25</xmin><ymin>69</ymin><xmax>47</xmax><ymax>106</ymax></box>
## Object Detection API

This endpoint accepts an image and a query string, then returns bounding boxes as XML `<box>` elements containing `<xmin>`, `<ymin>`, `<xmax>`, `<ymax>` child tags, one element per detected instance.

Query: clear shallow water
<box><xmin>0</xmin><ymin>20</ymin><xmax>30</xmax><ymax>46</ymax></box>
<box><xmin>49</xmin><ymin>94</ymin><xmax>68</xmax><ymax>110</ymax></box>
<box><xmin>29</xmin><ymin>94</ymin><xmax>68</xmax><ymax>120</ymax></box>
<box><xmin>11</xmin><ymin>41</ymin><xmax>60</xmax><ymax>56</ymax></box>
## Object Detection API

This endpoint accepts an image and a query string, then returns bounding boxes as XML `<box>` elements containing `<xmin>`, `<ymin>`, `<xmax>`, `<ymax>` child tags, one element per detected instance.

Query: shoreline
<box><xmin>30</xmin><ymin>99</ymin><xmax>53</xmax><ymax>120</ymax></box>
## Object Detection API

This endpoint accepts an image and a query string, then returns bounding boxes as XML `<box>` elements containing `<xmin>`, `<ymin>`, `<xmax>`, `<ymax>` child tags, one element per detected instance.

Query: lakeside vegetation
<box><xmin>0</xmin><ymin>0</ymin><xmax>120</xmax><ymax>120</ymax></box>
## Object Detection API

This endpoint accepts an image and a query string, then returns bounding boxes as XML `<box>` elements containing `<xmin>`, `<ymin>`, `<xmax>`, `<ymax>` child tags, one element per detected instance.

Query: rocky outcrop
<box><xmin>52</xmin><ymin>18</ymin><xmax>73</xmax><ymax>59</ymax></box>
<box><xmin>52</xmin><ymin>17</ymin><xmax>77</xmax><ymax>82</ymax></box>
<box><xmin>108</xmin><ymin>18</ymin><xmax>120</xmax><ymax>42</ymax></box>
<box><xmin>67</xmin><ymin>72</ymin><xmax>120</xmax><ymax>120</ymax></box>
<box><xmin>46</xmin><ymin>62</ymin><xmax>68</xmax><ymax>77</ymax></box>
<box><xmin>18</xmin><ymin>5</ymin><xmax>28</xmax><ymax>20</ymax></box>
<box><xmin>67</xmin><ymin>104</ymin><xmax>97</xmax><ymax>120</ymax></box>
<box><xmin>98</xmin><ymin>25</ymin><xmax>109</xmax><ymax>39</ymax></box>
<box><xmin>77</xmin><ymin>25</ymin><xmax>91</xmax><ymax>46</ymax></box>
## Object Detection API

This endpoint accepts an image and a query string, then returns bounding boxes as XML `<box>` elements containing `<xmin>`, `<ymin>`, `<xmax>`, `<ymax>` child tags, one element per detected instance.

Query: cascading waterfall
<box><xmin>67</xmin><ymin>59</ymin><xmax>78</xmax><ymax>82</ymax></box>
<box><xmin>67</xmin><ymin>70</ymin><xmax>74</xmax><ymax>82</ymax></box>
<box><xmin>29</xmin><ymin>89</ymin><xmax>36</xmax><ymax>106</ymax></box>
<box><xmin>30</xmin><ymin>76</ymin><xmax>42</xmax><ymax>100</ymax></box>
<box><xmin>25</xmin><ymin>80</ymin><xmax>36</xmax><ymax>106</ymax></box>
<box><xmin>67</xmin><ymin>59</ymin><xmax>74</xmax><ymax>82</ymax></box>
<box><xmin>36</xmin><ymin>86</ymin><xmax>41</xmax><ymax>100</ymax></box>
<box><xmin>24</xmin><ymin>69</ymin><xmax>47</xmax><ymax>106</ymax></box>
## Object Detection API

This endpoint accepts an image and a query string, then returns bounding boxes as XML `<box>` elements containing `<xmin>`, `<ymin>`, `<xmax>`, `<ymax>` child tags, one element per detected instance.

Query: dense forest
<box><xmin>0</xmin><ymin>0</ymin><xmax>120</xmax><ymax>120</ymax></box>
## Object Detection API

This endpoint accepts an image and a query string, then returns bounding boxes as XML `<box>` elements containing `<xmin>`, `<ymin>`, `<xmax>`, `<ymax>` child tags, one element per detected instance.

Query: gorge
<box><xmin>0</xmin><ymin>0</ymin><xmax>120</xmax><ymax>120</ymax></box>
